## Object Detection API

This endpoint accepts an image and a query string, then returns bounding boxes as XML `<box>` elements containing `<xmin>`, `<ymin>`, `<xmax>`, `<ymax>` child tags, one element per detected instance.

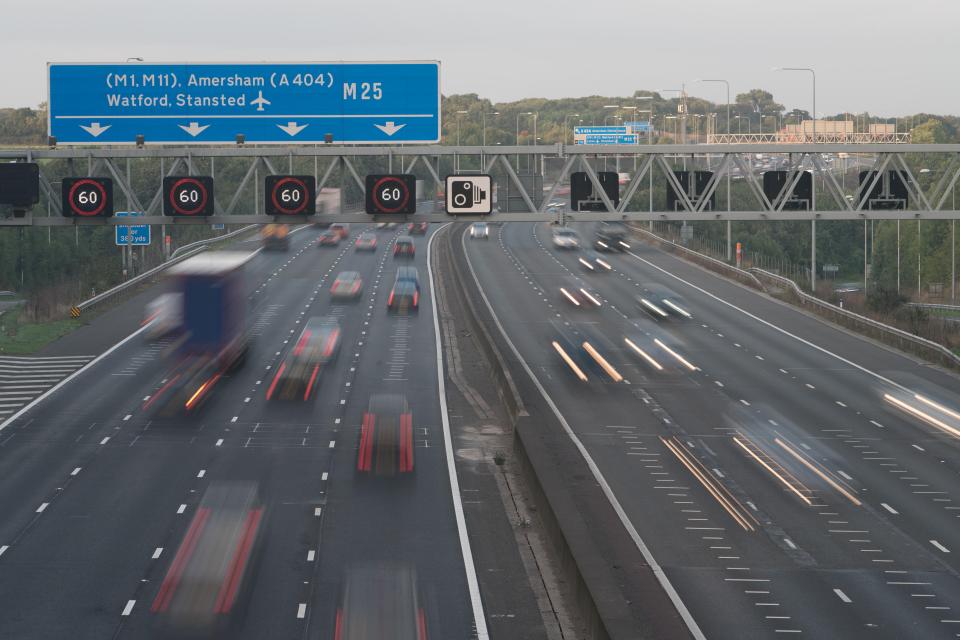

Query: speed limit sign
<box><xmin>265</xmin><ymin>175</ymin><xmax>316</xmax><ymax>215</ymax></box>
<box><xmin>365</xmin><ymin>174</ymin><xmax>416</xmax><ymax>214</ymax></box>
<box><xmin>163</xmin><ymin>176</ymin><xmax>215</xmax><ymax>216</ymax></box>
<box><xmin>61</xmin><ymin>177</ymin><xmax>113</xmax><ymax>217</ymax></box>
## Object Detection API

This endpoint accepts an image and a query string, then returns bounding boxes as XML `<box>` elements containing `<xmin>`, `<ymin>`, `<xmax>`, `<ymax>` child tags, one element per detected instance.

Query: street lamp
<box><xmin>563</xmin><ymin>113</ymin><xmax>580</xmax><ymax>144</ymax></box>
<box><xmin>734</xmin><ymin>115</ymin><xmax>750</xmax><ymax>135</ymax></box>
<box><xmin>774</xmin><ymin>67</ymin><xmax>816</xmax><ymax>142</ymax></box>
<box><xmin>695</xmin><ymin>79</ymin><xmax>730</xmax><ymax>135</ymax></box>
<box><xmin>516</xmin><ymin>112</ymin><xmax>534</xmax><ymax>169</ymax></box>
<box><xmin>455</xmin><ymin>110</ymin><xmax>469</xmax><ymax>172</ymax></box>
<box><xmin>482</xmin><ymin>111</ymin><xmax>499</xmax><ymax>146</ymax></box>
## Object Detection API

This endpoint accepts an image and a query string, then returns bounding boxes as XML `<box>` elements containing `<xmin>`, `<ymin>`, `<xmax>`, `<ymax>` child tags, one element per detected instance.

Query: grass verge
<box><xmin>0</xmin><ymin>306</ymin><xmax>83</xmax><ymax>355</ymax></box>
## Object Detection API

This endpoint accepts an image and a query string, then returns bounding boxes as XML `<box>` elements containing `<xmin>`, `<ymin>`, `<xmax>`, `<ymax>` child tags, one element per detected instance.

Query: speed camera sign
<box><xmin>445</xmin><ymin>175</ymin><xmax>492</xmax><ymax>214</ymax></box>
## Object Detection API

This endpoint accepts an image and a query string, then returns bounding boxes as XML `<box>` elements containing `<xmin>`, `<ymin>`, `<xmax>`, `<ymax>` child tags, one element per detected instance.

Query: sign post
<box><xmin>48</xmin><ymin>61</ymin><xmax>441</xmax><ymax>145</ymax></box>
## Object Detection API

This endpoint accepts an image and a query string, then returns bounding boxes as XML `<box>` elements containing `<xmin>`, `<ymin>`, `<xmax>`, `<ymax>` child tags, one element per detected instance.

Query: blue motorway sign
<box><xmin>574</xmin><ymin>126</ymin><xmax>628</xmax><ymax>135</ymax></box>
<box><xmin>623</xmin><ymin>121</ymin><xmax>653</xmax><ymax>132</ymax></box>
<box><xmin>115</xmin><ymin>212</ymin><xmax>150</xmax><ymax>246</ymax></box>
<box><xmin>48</xmin><ymin>61</ymin><xmax>441</xmax><ymax>145</ymax></box>
<box><xmin>576</xmin><ymin>134</ymin><xmax>639</xmax><ymax>145</ymax></box>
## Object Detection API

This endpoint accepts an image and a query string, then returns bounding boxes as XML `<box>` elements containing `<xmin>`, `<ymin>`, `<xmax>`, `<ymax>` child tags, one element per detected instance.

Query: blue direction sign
<box><xmin>574</xmin><ymin>126</ymin><xmax>628</xmax><ymax>135</ymax></box>
<box><xmin>48</xmin><ymin>61</ymin><xmax>441</xmax><ymax>145</ymax></box>
<box><xmin>115</xmin><ymin>211</ymin><xmax>150</xmax><ymax>246</ymax></box>
<box><xmin>576</xmin><ymin>134</ymin><xmax>639</xmax><ymax>145</ymax></box>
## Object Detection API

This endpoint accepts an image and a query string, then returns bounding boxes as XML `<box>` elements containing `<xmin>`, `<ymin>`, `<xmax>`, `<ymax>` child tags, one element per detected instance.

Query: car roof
<box><xmin>336</xmin><ymin>271</ymin><xmax>361</xmax><ymax>279</ymax></box>
<box><xmin>396</xmin><ymin>235</ymin><xmax>414</xmax><ymax>243</ymax></box>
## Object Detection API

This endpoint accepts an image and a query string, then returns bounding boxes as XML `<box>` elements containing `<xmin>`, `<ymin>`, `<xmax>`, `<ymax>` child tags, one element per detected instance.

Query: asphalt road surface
<box><xmin>0</xmin><ymin>225</ymin><xmax>485</xmax><ymax>639</ymax></box>
<box><xmin>464</xmin><ymin>220</ymin><xmax>960</xmax><ymax>639</ymax></box>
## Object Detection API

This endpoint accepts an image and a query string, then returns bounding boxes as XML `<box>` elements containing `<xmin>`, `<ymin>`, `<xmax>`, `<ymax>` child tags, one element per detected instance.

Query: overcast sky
<box><xmin>1</xmin><ymin>0</ymin><xmax>956</xmax><ymax>116</ymax></box>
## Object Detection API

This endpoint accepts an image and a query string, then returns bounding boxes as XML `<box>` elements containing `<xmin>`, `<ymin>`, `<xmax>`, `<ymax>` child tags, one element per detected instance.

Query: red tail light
<box><xmin>293</xmin><ymin>330</ymin><xmax>312</xmax><ymax>357</ymax></box>
<box><xmin>413</xmin><ymin>291</ymin><xmax>419</xmax><ymax>307</ymax></box>
<box><xmin>388</xmin><ymin>291</ymin><xmax>395</xmax><ymax>306</ymax></box>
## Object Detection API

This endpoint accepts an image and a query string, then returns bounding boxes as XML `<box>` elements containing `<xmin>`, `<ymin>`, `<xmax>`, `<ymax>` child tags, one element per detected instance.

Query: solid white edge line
<box><xmin>429</xmin><ymin>223</ymin><xmax>489</xmax><ymax>640</ymax></box>
<box><xmin>461</xmin><ymin>224</ymin><xmax>706</xmax><ymax>640</ymax></box>
<box><xmin>0</xmin><ymin>324</ymin><xmax>151</xmax><ymax>432</ymax></box>
<box><xmin>625</xmin><ymin>250</ymin><xmax>913</xmax><ymax>394</ymax></box>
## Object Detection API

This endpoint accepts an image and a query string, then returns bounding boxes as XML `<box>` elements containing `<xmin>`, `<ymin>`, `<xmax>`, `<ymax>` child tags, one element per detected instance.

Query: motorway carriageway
<box><xmin>465</xmin><ymin>221</ymin><xmax>960</xmax><ymax>639</ymax></box>
<box><xmin>0</xmin><ymin>225</ymin><xmax>484</xmax><ymax>639</ymax></box>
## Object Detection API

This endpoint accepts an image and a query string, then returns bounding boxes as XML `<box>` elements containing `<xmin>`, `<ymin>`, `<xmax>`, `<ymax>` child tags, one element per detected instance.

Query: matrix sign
<box><xmin>62</xmin><ymin>177</ymin><xmax>114</xmax><ymax>217</ymax></box>
<box><xmin>163</xmin><ymin>176</ymin><xmax>215</xmax><ymax>216</ymax></box>
<box><xmin>365</xmin><ymin>174</ymin><xmax>416</xmax><ymax>214</ymax></box>
<box><xmin>265</xmin><ymin>175</ymin><xmax>316</xmax><ymax>215</ymax></box>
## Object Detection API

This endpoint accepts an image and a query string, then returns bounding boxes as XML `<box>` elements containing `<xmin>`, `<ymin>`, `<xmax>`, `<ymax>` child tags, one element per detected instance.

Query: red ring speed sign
<box><xmin>68</xmin><ymin>178</ymin><xmax>108</xmax><ymax>216</ymax></box>
<box><xmin>270</xmin><ymin>177</ymin><xmax>309</xmax><ymax>214</ymax></box>
<box><xmin>371</xmin><ymin>176</ymin><xmax>411</xmax><ymax>213</ymax></box>
<box><xmin>168</xmin><ymin>177</ymin><xmax>209</xmax><ymax>215</ymax></box>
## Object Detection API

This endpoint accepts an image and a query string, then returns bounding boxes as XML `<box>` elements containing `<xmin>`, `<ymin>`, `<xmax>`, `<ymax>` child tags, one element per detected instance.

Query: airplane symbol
<box><xmin>251</xmin><ymin>90</ymin><xmax>271</xmax><ymax>112</ymax></box>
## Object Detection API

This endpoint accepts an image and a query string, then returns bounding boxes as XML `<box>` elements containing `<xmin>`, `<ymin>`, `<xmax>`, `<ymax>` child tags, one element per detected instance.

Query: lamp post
<box><xmin>775</xmin><ymin>66</ymin><xmax>817</xmax><ymax>290</ymax></box>
<box><xmin>481</xmin><ymin>111</ymin><xmax>499</xmax><ymax>169</ymax></box>
<box><xmin>695</xmin><ymin>79</ymin><xmax>730</xmax><ymax>135</ymax></box>
<box><xmin>563</xmin><ymin>113</ymin><xmax>580</xmax><ymax>145</ymax></box>
<box><xmin>516</xmin><ymin>112</ymin><xmax>533</xmax><ymax>169</ymax></box>
<box><xmin>455</xmin><ymin>110</ymin><xmax>468</xmax><ymax>172</ymax></box>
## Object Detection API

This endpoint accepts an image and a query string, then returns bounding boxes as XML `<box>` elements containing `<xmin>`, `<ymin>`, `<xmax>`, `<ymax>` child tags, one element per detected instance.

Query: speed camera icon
<box><xmin>445</xmin><ymin>175</ymin><xmax>493</xmax><ymax>214</ymax></box>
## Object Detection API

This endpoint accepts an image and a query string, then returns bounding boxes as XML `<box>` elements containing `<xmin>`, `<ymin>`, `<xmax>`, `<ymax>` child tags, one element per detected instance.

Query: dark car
<box><xmin>331</xmin><ymin>271</ymin><xmax>363</xmax><ymax>300</ymax></box>
<box><xmin>559</xmin><ymin>277</ymin><xmax>602</xmax><ymax>308</ymax></box>
<box><xmin>594</xmin><ymin>221</ymin><xmax>631</xmax><ymax>252</ymax></box>
<box><xmin>318</xmin><ymin>230</ymin><xmax>341</xmax><ymax>247</ymax></box>
<box><xmin>357</xmin><ymin>394</ymin><xmax>414</xmax><ymax>475</ymax></box>
<box><xmin>266</xmin><ymin>316</ymin><xmax>342</xmax><ymax>401</ymax></box>
<box><xmin>408</xmin><ymin>221</ymin><xmax>428</xmax><ymax>236</ymax></box>
<box><xmin>335</xmin><ymin>564</ymin><xmax>426</xmax><ymax>640</ymax></box>
<box><xmin>578</xmin><ymin>250</ymin><xmax>612</xmax><ymax>273</ymax></box>
<box><xmin>387</xmin><ymin>280</ymin><xmax>419</xmax><ymax>314</ymax></box>
<box><xmin>393</xmin><ymin>235</ymin><xmax>415</xmax><ymax>259</ymax></box>
<box><xmin>395</xmin><ymin>266</ymin><xmax>420</xmax><ymax>292</ymax></box>
<box><xmin>152</xmin><ymin>482</ymin><xmax>264</xmax><ymax>633</ymax></box>
<box><xmin>355</xmin><ymin>232</ymin><xmax>377</xmax><ymax>251</ymax></box>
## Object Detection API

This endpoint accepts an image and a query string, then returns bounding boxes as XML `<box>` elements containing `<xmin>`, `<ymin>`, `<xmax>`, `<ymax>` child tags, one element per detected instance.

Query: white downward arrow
<box><xmin>374</xmin><ymin>121</ymin><xmax>406</xmax><ymax>136</ymax></box>
<box><xmin>178</xmin><ymin>122</ymin><xmax>210</xmax><ymax>137</ymax></box>
<box><xmin>277</xmin><ymin>122</ymin><xmax>308</xmax><ymax>136</ymax></box>
<box><xmin>80</xmin><ymin>122</ymin><xmax>111</xmax><ymax>137</ymax></box>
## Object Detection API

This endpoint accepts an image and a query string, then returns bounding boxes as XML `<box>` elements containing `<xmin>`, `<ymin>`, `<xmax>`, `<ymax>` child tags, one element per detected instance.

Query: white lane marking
<box><xmin>625</xmin><ymin>250</ymin><xmax>914</xmax><ymax>395</ymax></box>
<box><xmin>870</xmin><ymin>420</ymin><xmax>885</xmax><ymax>429</ymax></box>
<box><xmin>177</xmin><ymin>504</ymin><xmax>187</xmax><ymax>514</ymax></box>
<box><xmin>328</xmin><ymin>440</ymin><xmax>336</xmax><ymax>449</ymax></box>
<box><xmin>230</xmin><ymin>416</ymin><xmax>238</xmax><ymax>423</ymax></box>
<box><xmin>0</xmin><ymin>545</ymin><xmax>8</xmax><ymax>556</ymax></box>
<box><xmin>197</xmin><ymin>470</ymin><xmax>206</xmax><ymax>478</ymax></box>
<box><xmin>465</xmin><ymin>227</ymin><xmax>702</xmax><ymax>640</ymax></box>
<box><xmin>99</xmin><ymin>437</ymin><xmax>110</xmax><ymax>445</ymax></box>
<box><xmin>833</xmin><ymin>588</ymin><xmax>852</xmax><ymax>603</ymax></box>
<box><xmin>121</xmin><ymin>600</ymin><xmax>136</xmax><ymax>616</ymax></box>
<box><xmin>244</xmin><ymin>397</ymin><xmax>251</xmax><ymax>403</ymax></box>
<box><xmin>296</xmin><ymin>603</ymin><xmax>307</xmax><ymax>619</ymax></box>
<box><xmin>314</xmin><ymin>507</ymin><xmax>322</xmax><ymax>517</ymax></box>
<box><xmin>805</xmin><ymin>383</ymin><xmax>815</xmax><ymax>389</ymax></box>
<box><xmin>784</xmin><ymin>538</ymin><xmax>797</xmax><ymax>549</ymax></box>
<box><xmin>912</xmin><ymin>444</ymin><xmax>925</xmax><ymax>451</ymax></box>
<box><xmin>36</xmin><ymin>502</ymin><xmax>49</xmax><ymax>513</ymax></box>
<box><xmin>930</xmin><ymin>540</ymin><xmax>950</xmax><ymax>553</ymax></box>
<box><xmin>437</xmin><ymin>225</ymin><xmax>491</xmax><ymax>640</ymax></box>
<box><xmin>307</xmin><ymin>550</ymin><xmax>315</xmax><ymax>562</ymax></box>
<box><xmin>123</xmin><ymin>414</ymin><xmax>132</xmax><ymax>421</ymax></box>
<box><xmin>152</xmin><ymin>547</ymin><xmax>163</xmax><ymax>559</ymax></box>
<box><xmin>836</xmin><ymin>401</ymin><xmax>847</xmax><ymax>408</ymax></box>
<box><xmin>215</xmin><ymin>438</ymin><xmax>224</xmax><ymax>447</ymax></box>
<box><xmin>881</xmin><ymin>503</ymin><xmax>899</xmax><ymax>515</ymax></box>
<box><xmin>0</xmin><ymin>324</ymin><xmax>150</xmax><ymax>432</ymax></box>
<box><xmin>739</xmin><ymin>399</ymin><xmax>751</xmax><ymax>406</ymax></box>
<box><xmin>321</xmin><ymin>472</ymin><xmax>328</xmax><ymax>481</ymax></box>
<box><xmin>70</xmin><ymin>467</ymin><xmax>81</xmax><ymax>476</ymax></box>
<box><xmin>714</xmin><ymin>380</ymin><xmax>724</xmax><ymax>387</ymax></box>
<box><xmin>837</xmin><ymin>470</ymin><xmax>853</xmax><ymax>481</ymax></box>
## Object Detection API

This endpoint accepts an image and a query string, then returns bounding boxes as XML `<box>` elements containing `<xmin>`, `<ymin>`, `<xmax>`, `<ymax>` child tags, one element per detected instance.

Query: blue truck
<box><xmin>146</xmin><ymin>252</ymin><xmax>253</xmax><ymax>415</ymax></box>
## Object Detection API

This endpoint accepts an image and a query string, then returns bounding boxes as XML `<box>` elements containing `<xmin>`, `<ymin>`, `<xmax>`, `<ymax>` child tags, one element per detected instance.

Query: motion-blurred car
<box><xmin>394</xmin><ymin>235</ymin><xmax>416</xmax><ymax>259</ymax></box>
<box><xmin>642</xmin><ymin>284</ymin><xmax>692</xmax><ymax>319</ymax></box>
<box><xmin>408</xmin><ymin>221</ymin><xmax>428</xmax><ymax>236</ymax></box>
<box><xmin>559</xmin><ymin>278</ymin><xmax>602</xmax><ymax>308</ymax></box>
<box><xmin>331</xmin><ymin>223</ymin><xmax>350</xmax><ymax>239</ymax></box>
<box><xmin>594</xmin><ymin>221</ymin><xmax>630</xmax><ymax>252</ymax></box>
<box><xmin>151</xmin><ymin>482</ymin><xmax>263</xmax><ymax>633</ymax></box>
<box><xmin>395</xmin><ymin>266</ymin><xmax>421</xmax><ymax>292</ymax></box>
<box><xmin>577</xmin><ymin>250</ymin><xmax>612</xmax><ymax>273</ymax></box>
<box><xmin>143</xmin><ymin>292</ymin><xmax>183</xmax><ymax>340</ymax></box>
<box><xmin>318</xmin><ymin>230</ymin><xmax>341</xmax><ymax>247</ymax></box>
<box><xmin>266</xmin><ymin>316</ymin><xmax>342</xmax><ymax>401</ymax></box>
<box><xmin>560</xmin><ymin>278</ymin><xmax>602</xmax><ymax>309</ymax></box>
<box><xmin>469</xmin><ymin>222</ymin><xmax>489</xmax><ymax>239</ymax></box>
<box><xmin>335</xmin><ymin>564</ymin><xmax>427</xmax><ymax>640</ymax></box>
<box><xmin>357</xmin><ymin>394</ymin><xmax>415</xmax><ymax>475</ymax></box>
<box><xmin>387</xmin><ymin>279</ymin><xmax>419</xmax><ymax>314</ymax></box>
<box><xmin>355</xmin><ymin>232</ymin><xmax>377</xmax><ymax>251</ymax></box>
<box><xmin>552</xmin><ymin>227</ymin><xmax>580</xmax><ymax>249</ymax></box>
<box><xmin>331</xmin><ymin>271</ymin><xmax>364</xmax><ymax>300</ymax></box>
